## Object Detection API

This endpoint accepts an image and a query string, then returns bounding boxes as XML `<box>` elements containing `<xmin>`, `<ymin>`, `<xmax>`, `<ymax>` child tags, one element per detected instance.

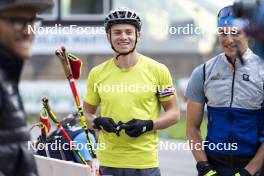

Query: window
<box><xmin>61</xmin><ymin>0</ymin><xmax>111</xmax><ymax>20</ymax></box>
<box><xmin>38</xmin><ymin>0</ymin><xmax>58</xmax><ymax>20</ymax></box>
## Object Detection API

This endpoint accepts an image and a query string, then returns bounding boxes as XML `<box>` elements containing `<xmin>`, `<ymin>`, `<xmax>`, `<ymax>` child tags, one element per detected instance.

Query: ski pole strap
<box><xmin>68</xmin><ymin>53</ymin><xmax>82</xmax><ymax>80</ymax></box>
<box><xmin>55</xmin><ymin>47</ymin><xmax>72</xmax><ymax>79</ymax></box>
<box><xmin>42</xmin><ymin>97</ymin><xmax>60</xmax><ymax>124</ymax></box>
<box><xmin>40</xmin><ymin>108</ymin><xmax>51</xmax><ymax>134</ymax></box>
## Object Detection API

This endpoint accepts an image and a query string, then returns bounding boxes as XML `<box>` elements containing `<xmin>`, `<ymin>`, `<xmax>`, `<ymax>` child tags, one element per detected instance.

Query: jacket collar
<box><xmin>222</xmin><ymin>48</ymin><xmax>253</xmax><ymax>68</ymax></box>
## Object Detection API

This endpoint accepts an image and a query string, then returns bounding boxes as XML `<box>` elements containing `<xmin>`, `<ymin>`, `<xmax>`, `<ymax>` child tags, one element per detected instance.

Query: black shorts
<box><xmin>0</xmin><ymin>142</ymin><xmax>38</xmax><ymax>176</ymax></box>
<box><xmin>100</xmin><ymin>166</ymin><xmax>161</xmax><ymax>176</ymax></box>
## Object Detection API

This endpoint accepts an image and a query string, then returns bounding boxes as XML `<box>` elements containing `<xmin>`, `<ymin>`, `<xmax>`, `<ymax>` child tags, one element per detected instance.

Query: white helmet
<box><xmin>104</xmin><ymin>7</ymin><xmax>142</xmax><ymax>32</ymax></box>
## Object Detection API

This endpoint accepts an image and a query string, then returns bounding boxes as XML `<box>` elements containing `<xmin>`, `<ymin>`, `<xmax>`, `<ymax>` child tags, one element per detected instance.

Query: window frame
<box><xmin>60</xmin><ymin>0</ymin><xmax>110</xmax><ymax>21</ymax></box>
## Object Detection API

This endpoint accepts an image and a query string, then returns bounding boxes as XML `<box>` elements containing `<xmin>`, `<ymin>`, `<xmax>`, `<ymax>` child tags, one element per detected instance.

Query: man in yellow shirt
<box><xmin>83</xmin><ymin>7</ymin><xmax>180</xmax><ymax>176</ymax></box>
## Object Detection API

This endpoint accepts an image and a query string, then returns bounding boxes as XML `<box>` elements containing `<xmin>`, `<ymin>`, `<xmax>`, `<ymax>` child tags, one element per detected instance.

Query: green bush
<box><xmin>160</xmin><ymin>117</ymin><xmax>207</xmax><ymax>140</ymax></box>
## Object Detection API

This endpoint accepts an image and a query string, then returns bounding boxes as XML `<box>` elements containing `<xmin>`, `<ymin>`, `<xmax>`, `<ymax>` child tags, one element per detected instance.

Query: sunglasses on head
<box><xmin>217</xmin><ymin>6</ymin><xmax>234</xmax><ymax>19</ymax></box>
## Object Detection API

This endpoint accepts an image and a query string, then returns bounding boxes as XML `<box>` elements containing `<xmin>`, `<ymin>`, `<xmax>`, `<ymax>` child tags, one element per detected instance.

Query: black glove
<box><xmin>234</xmin><ymin>169</ymin><xmax>252</xmax><ymax>176</ymax></box>
<box><xmin>92</xmin><ymin>117</ymin><xmax>118</xmax><ymax>133</ymax></box>
<box><xmin>196</xmin><ymin>161</ymin><xmax>218</xmax><ymax>176</ymax></box>
<box><xmin>121</xmin><ymin>118</ymin><xmax>153</xmax><ymax>137</ymax></box>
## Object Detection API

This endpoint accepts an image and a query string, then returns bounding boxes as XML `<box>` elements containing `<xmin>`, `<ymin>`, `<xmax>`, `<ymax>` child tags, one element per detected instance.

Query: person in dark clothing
<box><xmin>0</xmin><ymin>1</ymin><xmax>53</xmax><ymax>175</ymax></box>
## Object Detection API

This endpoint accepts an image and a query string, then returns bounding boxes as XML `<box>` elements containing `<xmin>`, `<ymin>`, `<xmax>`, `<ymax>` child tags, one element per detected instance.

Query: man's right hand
<box><xmin>92</xmin><ymin>117</ymin><xmax>118</xmax><ymax>133</ymax></box>
<box><xmin>233</xmin><ymin>169</ymin><xmax>252</xmax><ymax>176</ymax></box>
<box><xmin>196</xmin><ymin>161</ymin><xmax>218</xmax><ymax>176</ymax></box>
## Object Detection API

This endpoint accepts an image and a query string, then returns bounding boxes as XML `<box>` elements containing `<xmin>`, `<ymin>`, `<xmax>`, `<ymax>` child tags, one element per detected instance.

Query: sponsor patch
<box><xmin>242</xmin><ymin>74</ymin><xmax>249</xmax><ymax>81</ymax></box>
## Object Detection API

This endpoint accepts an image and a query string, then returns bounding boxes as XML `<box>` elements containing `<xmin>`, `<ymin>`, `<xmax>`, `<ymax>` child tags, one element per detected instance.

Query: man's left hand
<box><xmin>121</xmin><ymin>118</ymin><xmax>153</xmax><ymax>137</ymax></box>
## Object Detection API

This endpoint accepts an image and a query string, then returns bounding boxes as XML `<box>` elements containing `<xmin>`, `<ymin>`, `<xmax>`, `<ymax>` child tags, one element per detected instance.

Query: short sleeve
<box><xmin>83</xmin><ymin>68</ymin><xmax>101</xmax><ymax>106</ymax></box>
<box><xmin>158</xmin><ymin>65</ymin><xmax>175</xmax><ymax>102</ymax></box>
<box><xmin>185</xmin><ymin>64</ymin><xmax>206</xmax><ymax>104</ymax></box>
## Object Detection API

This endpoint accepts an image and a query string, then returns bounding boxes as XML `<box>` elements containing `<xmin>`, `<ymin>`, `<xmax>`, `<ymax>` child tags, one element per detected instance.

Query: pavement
<box><xmin>159</xmin><ymin>140</ymin><xmax>197</xmax><ymax>176</ymax></box>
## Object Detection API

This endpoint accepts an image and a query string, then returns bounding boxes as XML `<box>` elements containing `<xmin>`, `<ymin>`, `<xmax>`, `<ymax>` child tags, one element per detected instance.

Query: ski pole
<box><xmin>42</xmin><ymin>96</ymin><xmax>87</xmax><ymax>165</ymax></box>
<box><xmin>55</xmin><ymin>47</ymin><xmax>97</xmax><ymax>158</ymax></box>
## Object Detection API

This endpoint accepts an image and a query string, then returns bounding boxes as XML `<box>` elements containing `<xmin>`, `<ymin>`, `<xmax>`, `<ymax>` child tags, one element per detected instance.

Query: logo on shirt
<box><xmin>242</xmin><ymin>74</ymin><xmax>250</xmax><ymax>81</ymax></box>
<box><xmin>210</xmin><ymin>72</ymin><xmax>221</xmax><ymax>80</ymax></box>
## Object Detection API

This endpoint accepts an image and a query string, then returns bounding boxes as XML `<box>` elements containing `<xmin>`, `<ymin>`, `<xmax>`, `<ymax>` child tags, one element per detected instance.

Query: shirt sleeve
<box><xmin>83</xmin><ymin>68</ymin><xmax>101</xmax><ymax>106</ymax></box>
<box><xmin>157</xmin><ymin>64</ymin><xmax>176</xmax><ymax>102</ymax></box>
<box><xmin>185</xmin><ymin>64</ymin><xmax>206</xmax><ymax>104</ymax></box>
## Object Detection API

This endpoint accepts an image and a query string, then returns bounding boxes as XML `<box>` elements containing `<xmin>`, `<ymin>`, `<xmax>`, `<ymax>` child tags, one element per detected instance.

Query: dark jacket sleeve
<box><xmin>0</xmin><ymin>86</ymin><xmax>2</xmax><ymax>112</ymax></box>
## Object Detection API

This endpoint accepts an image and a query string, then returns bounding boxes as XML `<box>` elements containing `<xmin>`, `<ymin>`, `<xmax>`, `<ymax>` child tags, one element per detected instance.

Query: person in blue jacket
<box><xmin>185</xmin><ymin>5</ymin><xmax>264</xmax><ymax>176</ymax></box>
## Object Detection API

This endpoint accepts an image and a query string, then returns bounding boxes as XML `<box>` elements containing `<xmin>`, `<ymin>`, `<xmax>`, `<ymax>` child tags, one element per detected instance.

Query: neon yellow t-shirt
<box><xmin>84</xmin><ymin>54</ymin><xmax>174</xmax><ymax>168</ymax></box>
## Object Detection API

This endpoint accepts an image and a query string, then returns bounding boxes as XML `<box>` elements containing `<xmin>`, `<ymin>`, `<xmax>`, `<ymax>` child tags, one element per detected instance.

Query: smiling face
<box><xmin>0</xmin><ymin>8</ymin><xmax>36</xmax><ymax>59</ymax></box>
<box><xmin>218</xmin><ymin>26</ymin><xmax>248</xmax><ymax>61</ymax></box>
<box><xmin>107</xmin><ymin>23</ymin><xmax>140</xmax><ymax>54</ymax></box>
